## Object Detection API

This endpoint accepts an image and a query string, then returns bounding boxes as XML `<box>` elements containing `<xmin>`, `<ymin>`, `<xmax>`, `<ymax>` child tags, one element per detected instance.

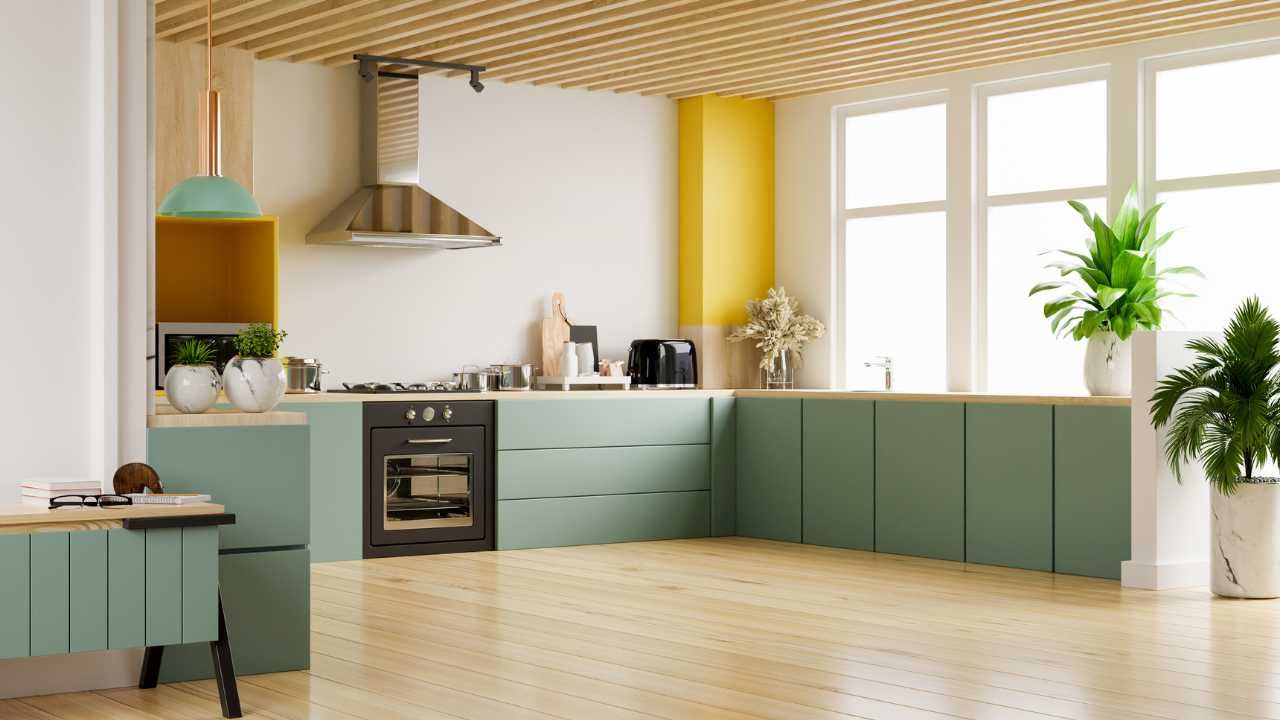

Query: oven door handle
<box><xmin>407</xmin><ymin>438</ymin><xmax>453</xmax><ymax>445</ymax></box>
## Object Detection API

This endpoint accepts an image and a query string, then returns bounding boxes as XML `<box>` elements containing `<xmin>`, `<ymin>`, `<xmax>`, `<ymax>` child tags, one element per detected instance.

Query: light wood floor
<box><xmin>5</xmin><ymin>537</ymin><xmax>1280</xmax><ymax>720</ymax></box>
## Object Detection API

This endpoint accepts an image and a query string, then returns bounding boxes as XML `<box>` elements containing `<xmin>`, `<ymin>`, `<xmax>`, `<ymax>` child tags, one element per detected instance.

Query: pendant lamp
<box><xmin>159</xmin><ymin>0</ymin><xmax>261</xmax><ymax>218</ymax></box>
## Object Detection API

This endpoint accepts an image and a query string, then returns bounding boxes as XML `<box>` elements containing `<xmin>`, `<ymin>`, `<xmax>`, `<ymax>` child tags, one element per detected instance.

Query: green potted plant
<box><xmin>222</xmin><ymin>323</ymin><xmax>288</xmax><ymax>412</ymax></box>
<box><xmin>164</xmin><ymin>338</ymin><xmax>220</xmax><ymax>414</ymax></box>
<box><xmin>1149</xmin><ymin>297</ymin><xmax>1280</xmax><ymax>598</ymax></box>
<box><xmin>728</xmin><ymin>287</ymin><xmax>825</xmax><ymax>389</ymax></box>
<box><xmin>1029</xmin><ymin>187</ymin><xmax>1200</xmax><ymax>395</ymax></box>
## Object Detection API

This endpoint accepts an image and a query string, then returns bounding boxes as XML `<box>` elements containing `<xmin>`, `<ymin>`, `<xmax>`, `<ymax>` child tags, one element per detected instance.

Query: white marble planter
<box><xmin>164</xmin><ymin>364</ymin><xmax>220</xmax><ymax>414</ymax></box>
<box><xmin>222</xmin><ymin>356</ymin><xmax>286</xmax><ymax>413</ymax></box>
<box><xmin>1083</xmin><ymin>331</ymin><xmax>1131</xmax><ymax>396</ymax></box>
<box><xmin>1211</xmin><ymin>481</ymin><xmax>1280</xmax><ymax>598</ymax></box>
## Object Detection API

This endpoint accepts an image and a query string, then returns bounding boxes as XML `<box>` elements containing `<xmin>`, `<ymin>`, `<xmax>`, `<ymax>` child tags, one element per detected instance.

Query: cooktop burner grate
<box><xmin>329</xmin><ymin>382</ymin><xmax>469</xmax><ymax>394</ymax></box>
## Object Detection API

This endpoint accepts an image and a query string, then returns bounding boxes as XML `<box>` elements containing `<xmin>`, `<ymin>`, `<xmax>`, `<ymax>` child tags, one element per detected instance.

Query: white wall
<box><xmin>255</xmin><ymin>61</ymin><xmax>678</xmax><ymax>384</ymax></box>
<box><xmin>776</xmin><ymin>19</ymin><xmax>1280</xmax><ymax>389</ymax></box>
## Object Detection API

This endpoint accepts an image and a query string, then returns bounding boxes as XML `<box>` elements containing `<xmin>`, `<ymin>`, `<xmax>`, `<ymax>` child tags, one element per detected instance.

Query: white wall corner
<box><xmin>1124</xmin><ymin>330</ymin><xmax>1211</xmax><ymax>589</ymax></box>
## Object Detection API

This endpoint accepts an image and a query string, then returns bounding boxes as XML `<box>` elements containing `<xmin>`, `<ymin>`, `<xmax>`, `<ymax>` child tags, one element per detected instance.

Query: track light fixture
<box><xmin>469</xmin><ymin>69</ymin><xmax>485</xmax><ymax>93</ymax></box>
<box><xmin>353</xmin><ymin>53</ymin><xmax>486</xmax><ymax>94</ymax></box>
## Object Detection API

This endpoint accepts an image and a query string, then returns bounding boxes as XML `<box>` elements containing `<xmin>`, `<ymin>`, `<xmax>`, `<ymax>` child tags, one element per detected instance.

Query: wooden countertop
<box><xmin>0</xmin><ymin>502</ymin><xmax>226</xmax><ymax>534</ymax></box>
<box><xmin>148</xmin><ymin>409</ymin><xmax>309</xmax><ymax>428</ymax></box>
<box><xmin>734</xmin><ymin>389</ymin><xmax>1130</xmax><ymax>407</ymax></box>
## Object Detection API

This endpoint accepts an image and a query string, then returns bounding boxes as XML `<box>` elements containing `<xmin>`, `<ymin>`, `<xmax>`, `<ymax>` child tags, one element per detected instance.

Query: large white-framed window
<box><xmin>836</xmin><ymin>92</ymin><xmax>949</xmax><ymax>391</ymax></box>
<box><xmin>1144</xmin><ymin>41</ymin><xmax>1280</xmax><ymax>333</ymax></box>
<box><xmin>976</xmin><ymin>68</ymin><xmax>1109</xmax><ymax>394</ymax></box>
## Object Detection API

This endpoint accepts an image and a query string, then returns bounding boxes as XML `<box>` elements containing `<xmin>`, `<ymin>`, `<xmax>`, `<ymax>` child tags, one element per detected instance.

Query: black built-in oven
<box><xmin>363</xmin><ymin>401</ymin><xmax>494</xmax><ymax>557</ymax></box>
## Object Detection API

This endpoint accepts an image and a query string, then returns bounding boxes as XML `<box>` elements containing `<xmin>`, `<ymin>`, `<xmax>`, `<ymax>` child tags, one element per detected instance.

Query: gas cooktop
<box><xmin>328</xmin><ymin>382</ymin><xmax>471</xmax><ymax>394</ymax></box>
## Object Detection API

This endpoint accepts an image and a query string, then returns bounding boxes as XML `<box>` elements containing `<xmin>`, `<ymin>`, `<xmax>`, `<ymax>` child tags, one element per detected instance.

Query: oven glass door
<box><xmin>369</xmin><ymin>426</ymin><xmax>486</xmax><ymax>546</ymax></box>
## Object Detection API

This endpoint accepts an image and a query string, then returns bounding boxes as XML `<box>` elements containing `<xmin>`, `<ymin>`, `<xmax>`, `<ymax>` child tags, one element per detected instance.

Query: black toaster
<box><xmin>627</xmin><ymin>339</ymin><xmax>698</xmax><ymax>389</ymax></box>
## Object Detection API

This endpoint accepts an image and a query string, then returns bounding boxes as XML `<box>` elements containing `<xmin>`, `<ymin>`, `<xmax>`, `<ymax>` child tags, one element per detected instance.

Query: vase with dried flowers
<box><xmin>728</xmin><ymin>287</ymin><xmax>825</xmax><ymax>389</ymax></box>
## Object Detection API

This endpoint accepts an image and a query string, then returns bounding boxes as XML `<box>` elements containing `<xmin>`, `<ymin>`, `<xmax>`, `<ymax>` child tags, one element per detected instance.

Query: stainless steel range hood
<box><xmin>307</xmin><ymin>60</ymin><xmax>500</xmax><ymax>250</ymax></box>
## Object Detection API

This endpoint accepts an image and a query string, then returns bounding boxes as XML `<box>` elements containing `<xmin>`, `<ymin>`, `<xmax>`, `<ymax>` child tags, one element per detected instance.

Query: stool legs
<box><xmin>209</xmin><ymin>591</ymin><xmax>242</xmax><ymax>719</ymax></box>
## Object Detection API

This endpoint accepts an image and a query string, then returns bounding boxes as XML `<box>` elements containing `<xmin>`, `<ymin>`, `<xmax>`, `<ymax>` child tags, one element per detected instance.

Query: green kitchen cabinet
<box><xmin>279</xmin><ymin>402</ymin><xmax>363</xmax><ymax>562</ymax></box>
<box><xmin>1055</xmin><ymin>405</ymin><xmax>1131</xmax><ymax>579</ymax></box>
<box><xmin>710</xmin><ymin>396</ymin><xmax>737</xmax><ymax>536</ymax></box>
<box><xmin>875</xmin><ymin>401</ymin><xmax>965</xmax><ymax>561</ymax></box>
<box><xmin>497</xmin><ymin>398</ymin><xmax>709</xmax><ymax>449</ymax></box>
<box><xmin>736</xmin><ymin>397</ymin><xmax>802</xmax><ymax>542</ymax></box>
<box><xmin>497</xmin><ymin>492</ymin><xmax>710</xmax><ymax>550</ymax></box>
<box><xmin>160</xmin><ymin>547</ymin><xmax>310</xmax><ymax>681</ymax></box>
<box><xmin>148</xmin><ymin>425</ymin><xmax>310</xmax><ymax>551</ymax></box>
<box><xmin>966</xmin><ymin>404</ymin><xmax>1053</xmax><ymax>571</ymax></box>
<box><xmin>497</xmin><ymin>445</ymin><xmax>709</xmax><ymax>499</ymax></box>
<box><xmin>802</xmin><ymin>399</ymin><xmax>874</xmax><ymax>551</ymax></box>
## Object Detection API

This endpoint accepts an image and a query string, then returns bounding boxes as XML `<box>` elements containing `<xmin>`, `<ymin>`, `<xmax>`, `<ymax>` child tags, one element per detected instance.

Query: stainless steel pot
<box><xmin>282</xmin><ymin>356</ymin><xmax>326</xmax><ymax>393</ymax></box>
<box><xmin>453</xmin><ymin>365</ymin><xmax>493</xmax><ymax>392</ymax></box>
<box><xmin>490</xmin><ymin>363</ymin><xmax>535</xmax><ymax>391</ymax></box>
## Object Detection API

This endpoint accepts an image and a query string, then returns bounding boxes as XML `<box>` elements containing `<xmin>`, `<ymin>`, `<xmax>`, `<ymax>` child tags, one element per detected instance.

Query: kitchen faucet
<box><xmin>865</xmin><ymin>356</ymin><xmax>893</xmax><ymax>391</ymax></box>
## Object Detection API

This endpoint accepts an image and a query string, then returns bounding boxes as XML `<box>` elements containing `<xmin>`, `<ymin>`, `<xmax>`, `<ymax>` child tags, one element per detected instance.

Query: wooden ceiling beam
<box><xmin>492</xmin><ymin>0</ymin><xmax>962</xmax><ymax>84</ymax></box>
<box><xmin>622</xmin><ymin>0</ymin><xmax>1206</xmax><ymax>96</ymax></box>
<box><xmin>755</xmin><ymin>3</ymin><xmax>1280</xmax><ymax>100</ymax></box>
<box><xmin>155</xmin><ymin>0</ymin><xmax>276</xmax><ymax>40</ymax></box>
<box><xmin>290</xmin><ymin>0</ymin><xmax>594</xmax><ymax>64</ymax></box>
<box><xmin>205</xmin><ymin>0</ymin><xmax>393</xmax><ymax>48</ymax></box>
<box><xmin>166</xmin><ymin>0</ymin><xmax>336</xmax><ymax>45</ymax></box>
<box><xmin>155</xmin><ymin>0</ymin><xmax>206</xmax><ymax>24</ymax></box>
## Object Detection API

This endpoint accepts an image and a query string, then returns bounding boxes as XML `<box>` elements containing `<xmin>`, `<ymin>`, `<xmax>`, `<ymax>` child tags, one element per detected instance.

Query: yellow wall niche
<box><xmin>678</xmin><ymin>94</ymin><xmax>774</xmax><ymax>387</ymax></box>
<box><xmin>155</xmin><ymin>216</ymin><xmax>279</xmax><ymax>329</ymax></box>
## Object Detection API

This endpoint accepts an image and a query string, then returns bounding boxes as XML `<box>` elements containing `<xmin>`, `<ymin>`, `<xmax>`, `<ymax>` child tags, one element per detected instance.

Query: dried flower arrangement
<box><xmin>728</xmin><ymin>287</ymin><xmax>826</xmax><ymax>369</ymax></box>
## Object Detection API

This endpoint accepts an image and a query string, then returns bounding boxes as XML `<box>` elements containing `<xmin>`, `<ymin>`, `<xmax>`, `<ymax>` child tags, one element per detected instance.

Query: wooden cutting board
<box><xmin>540</xmin><ymin>291</ymin><xmax>571</xmax><ymax>376</ymax></box>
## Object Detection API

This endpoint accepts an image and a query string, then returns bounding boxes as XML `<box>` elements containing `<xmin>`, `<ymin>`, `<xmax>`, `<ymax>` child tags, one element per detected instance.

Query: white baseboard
<box><xmin>0</xmin><ymin>649</ymin><xmax>142</xmax><ymax>699</ymax></box>
<box><xmin>1121</xmin><ymin>560</ymin><xmax>1209</xmax><ymax>590</ymax></box>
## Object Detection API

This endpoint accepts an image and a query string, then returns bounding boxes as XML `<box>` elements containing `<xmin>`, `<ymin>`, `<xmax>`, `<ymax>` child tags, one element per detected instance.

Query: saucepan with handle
<box><xmin>490</xmin><ymin>363</ymin><xmax>535</xmax><ymax>391</ymax></box>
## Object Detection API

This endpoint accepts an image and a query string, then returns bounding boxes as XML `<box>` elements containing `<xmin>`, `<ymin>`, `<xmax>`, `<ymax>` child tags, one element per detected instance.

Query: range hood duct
<box><xmin>307</xmin><ymin>56</ymin><xmax>500</xmax><ymax>249</ymax></box>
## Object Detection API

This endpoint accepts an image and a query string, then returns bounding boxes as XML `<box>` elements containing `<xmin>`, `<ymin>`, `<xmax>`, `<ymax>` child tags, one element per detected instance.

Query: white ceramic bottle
<box><xmin>576</xmin><ymin>343</ymin><xmax>595</xmax><ymax>376</ymax></box>
<box><xmin>559</xmin><ymin>341</ymin><xmax>579</xmax><ymax>378</ymax></box>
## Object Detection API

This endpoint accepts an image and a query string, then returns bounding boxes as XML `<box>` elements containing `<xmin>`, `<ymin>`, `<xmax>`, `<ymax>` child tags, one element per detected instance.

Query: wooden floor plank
<box><xmin>11</xmin><ymin>538</ymin><xmax>1280</xmax><ymax>720</ymax></box>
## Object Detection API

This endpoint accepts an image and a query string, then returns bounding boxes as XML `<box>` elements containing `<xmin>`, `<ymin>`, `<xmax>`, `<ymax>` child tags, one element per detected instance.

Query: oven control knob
<box><xmin>442</xmin><ymin>405</ymin><xmax>453</xmax><ymax>422</ymax></box>
<box><xmin>422</xmin><ymin>406</ymin><xmax>436</xmax><ymax>422</ymax></box>
<box><xmin>403</xmin><ymin>407</ymin><xmax>416</xmax><ymax>422</ymax></box>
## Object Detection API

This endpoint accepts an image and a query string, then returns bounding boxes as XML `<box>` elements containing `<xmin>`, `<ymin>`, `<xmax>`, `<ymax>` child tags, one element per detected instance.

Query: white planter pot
<box><xmin>164</xmin><ymin>364</ymin><xmax>220</xmax><ymax>414</ymax></box>
<box><xmin>222</xmin><ymin>356</ymin><xmax>286</xmax><ymax>413</ymax></box>
<box><xmin>1083</xmin><ymin>331</ymin><xmax>1131</xmax><ymax>396</ymax></box>
<box><xmin>1211</xmin><ymin>482</ymin><xmax>1280</xmax><ymax>598</ymax></box>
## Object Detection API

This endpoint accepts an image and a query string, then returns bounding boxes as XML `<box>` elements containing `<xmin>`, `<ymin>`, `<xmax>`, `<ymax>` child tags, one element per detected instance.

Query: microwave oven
<box><xmin>155</xmin><ymin>322</ymin><xmax>256</xmax><ymax>390</ymax></box>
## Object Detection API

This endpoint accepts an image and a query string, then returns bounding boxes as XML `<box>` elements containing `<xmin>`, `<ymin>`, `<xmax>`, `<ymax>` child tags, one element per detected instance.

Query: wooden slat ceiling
<box><xmin>154</xmin><ymin>0</ymin><xmax>1280</xmax><ymax>100</ymax></box>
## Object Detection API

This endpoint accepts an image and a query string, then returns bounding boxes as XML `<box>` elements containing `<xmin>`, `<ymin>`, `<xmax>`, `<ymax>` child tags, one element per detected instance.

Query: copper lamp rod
<box><xmin>199</xmin><ymin>0</ymin><xmax>221</xmax><ymax>177</ymax></box>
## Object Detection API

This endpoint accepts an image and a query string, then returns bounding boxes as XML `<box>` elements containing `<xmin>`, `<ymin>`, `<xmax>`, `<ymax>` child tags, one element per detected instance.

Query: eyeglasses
<box><xmin>48</xmin><ymin>494</ymin><xmax>133</xmax><ymax>509</ymax></box>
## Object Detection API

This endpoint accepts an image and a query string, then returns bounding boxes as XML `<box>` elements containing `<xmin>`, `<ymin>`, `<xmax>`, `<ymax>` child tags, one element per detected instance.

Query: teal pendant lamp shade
<box><xmin>159</xmin><ymin>175</ymin><xmax>261</xmax><ymax>218</ymax></box>
<box><xmin>160</xmin><ymin>0</ymin><xmax>261</xmax><ymax>220</ymax></box>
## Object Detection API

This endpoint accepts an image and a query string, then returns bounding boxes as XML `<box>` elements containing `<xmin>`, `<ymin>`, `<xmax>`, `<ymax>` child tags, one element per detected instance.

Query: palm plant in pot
<box><xmin>222</xmin><ymin>323</ymin><xmax>288</xmax><ymax>413</ymax></box>
<box><xmin>1029</xmin><ymin>188</ymin><xmax>1200</xmax><ymax>395</ymax></box>
<box><xmin>1150</xmin><ymin>297</ymin><xmax>1280</xmax><ymax>598</ymax></box>
<box><xmin>165</xmin><ymin>338</ymin><xmax>220</xmax><ymax>414</ymax></box>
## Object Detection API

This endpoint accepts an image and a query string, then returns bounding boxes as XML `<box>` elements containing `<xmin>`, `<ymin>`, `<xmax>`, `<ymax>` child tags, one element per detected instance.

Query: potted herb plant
<box><xmin>165</xmin><ymin>338</ymin><xmax>220</xmax><ymax>414</ymax></box>
<box><xmin>222</xmin><ymin>323</ymin><xmax>288</xmax><ymax>413</ymax></box>
<box><xmin>1029</xmin><ymin>187</ymin><xmax>1200</xmax><ymax>396</ymax></box>
<box><xmin>728</xmin><ymin>287</ymin><xmax>825</xmax><ymax>389</ymax></box>
<box><xmin>1150</xmin><ymin>297</ymin><xmax>1280</xmax><ymax>598</ymax></box>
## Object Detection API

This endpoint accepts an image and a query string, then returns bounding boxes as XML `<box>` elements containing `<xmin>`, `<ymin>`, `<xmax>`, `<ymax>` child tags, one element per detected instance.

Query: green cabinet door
<box><xmin>496</xmin><ymin>492</ymin><xmax>710</xmax><ymax>550</ymax></box>
<box><xmin>802</xmin><ymin>399</ymin><xmax>874</xmax><ymax>551</ymax></box>
<box><xmin>498</xmin><ymin>398</ymin><xmax>710</xmax><ymax>449</ymax></box>
<box><xmin>710</xmin><ymin>397</ymin><xmax>737</xmax><ymax>536</ymax></box>
<box><xmin>966</xmin><ymin>404</ymin><xmax>1053</xmax><ymax>571</ymax></box>
<box><xmin>279</xmin><ymin>402</ymin><xmax>363</xmax><ymax>562</ymax></box>
<box><xmin>160</xmin><ymin>547</ymin><xmax>310</xmax><ymax>681</ymax></box>
<box><xmin>1055</xmin><ymin>405</ymin><xmax>1131</xmax><ymax>579</ymax></box>
<box><xmin>875</xmin><ymin>401</ymin><xmax>965</xmax><ymax>561</ymax></box>
<box><xmin>736</xmin><ymin>398</ymin><xmax>802</xmax><ymax>542</ymax></box>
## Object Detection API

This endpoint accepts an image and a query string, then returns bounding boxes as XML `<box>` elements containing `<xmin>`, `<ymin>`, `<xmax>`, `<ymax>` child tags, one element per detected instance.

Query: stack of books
<box><xmin>20</xmin><ymin>478</ymin><xmax>102</xmax><ymax>507</ymax></box>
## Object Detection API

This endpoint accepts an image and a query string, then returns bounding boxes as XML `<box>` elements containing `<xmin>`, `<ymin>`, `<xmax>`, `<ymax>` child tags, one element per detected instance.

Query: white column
<box><xmin>1122</xmin><ymin>330</ymin><xmax>1212</xmax><ymax>589</ymax></box>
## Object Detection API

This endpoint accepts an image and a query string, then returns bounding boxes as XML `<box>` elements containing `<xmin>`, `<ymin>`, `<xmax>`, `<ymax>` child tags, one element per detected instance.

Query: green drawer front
<box><xmin>108</xmin><ymin>528</ymin><xmax>146</xmax><ymax>649</ymax></box>
<box><xmin>966</xmin><ymin>404</ymin><xmax>1053</xmax><ymax>571</ymax></box>
<box><xmin>1055</xmin><ymin>405</ymin><xmax>1132</xmax><ymax>579</ymax></box>
<box><xmin>30</xmin><ymin>532</ymin><xmax>69</xmax><ymax>656</ymax></box>
<box><xmin>497</xmin><ymin>491</ymin><xmax>710</xmax><ymax>550</ymax></box>
<box><xmin>0</xmin><ymin>534</ymin><xmax>30</xmax><ymax>659</ymax></box>
<box><xmin>145</xmin><ymin>528</ymin><xmax>184</xmax><ymax>647</ymax></box>
<box><xmin>498</xmin><ymin>445</ymin><xmax>710</xmax><ymax>500</ymax></box>
<box><xmin>802</xmin><ymin>399</ymin><xmax>875</xmax><ymax>551</ymax></box>
<box><xmin>160</xmin><ymin>548</ymin><xmax>311</xmax><ymax>681</ymax></box>
<box><xmin>710</xmin><ymin>397</ymin><xmax>737</xmax><ymax>536</ymax></box>
<box><xmin>875</xmin><ymin>401</ymin><xmax>965</xmax><ymax>561</ymax></box>
<box><xmin>148</xmin><ymin>425</ymin><xmax>310</xmax><ymax>550</ymax></box>
<box><xmin>497</xmin><ymin>398</ymin><xmax>710</xmax><ymax>450</ymax></box>
<box><xmin>279</xmin><ymin>402</ymin><xmax>362</xmax><ymax>562</ymax></box>
<box><xmin>69</xmin><ymin>531</ymin><xmax>108</xmax><ymax>653</ymax></box>
<box><xmin>182</xmin><ymin>527</ymin><xmax>220</xmax><ymax>643</ymax></box>
<box><xmin>736</xmin><ymin>398</ymin><xmax>802</xmax><ymax>542</ymax></box>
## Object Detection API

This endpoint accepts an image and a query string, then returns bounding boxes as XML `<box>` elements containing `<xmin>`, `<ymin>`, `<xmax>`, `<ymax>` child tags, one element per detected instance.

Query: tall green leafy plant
<box><xmin>1149</xmin><ymin>297</ymin><xmax>1280</xmax><ymax>494</ymax></box>
<box><xmin>1029</xmin><ymin>187</ymin><xmax>1200</xmax><ymax>341</ymax></box>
